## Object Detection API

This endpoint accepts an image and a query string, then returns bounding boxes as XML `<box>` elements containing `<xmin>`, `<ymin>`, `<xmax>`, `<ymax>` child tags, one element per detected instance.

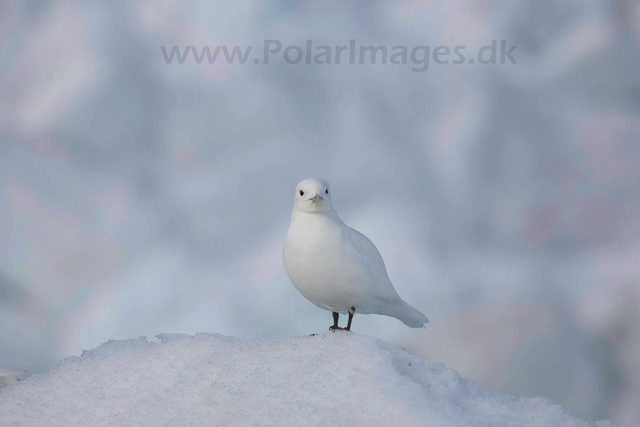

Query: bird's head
<box><xmin>292</xmin><ymin>178</ymin><xmax>336</xmax><ymax>215</ymax></box>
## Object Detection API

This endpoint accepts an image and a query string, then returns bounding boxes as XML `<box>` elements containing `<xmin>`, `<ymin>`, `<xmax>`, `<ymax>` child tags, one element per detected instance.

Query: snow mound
<box><xmin>0</xmin><ymin>333</ymin><xmax>615</xmax><ymax>426</ymax></box>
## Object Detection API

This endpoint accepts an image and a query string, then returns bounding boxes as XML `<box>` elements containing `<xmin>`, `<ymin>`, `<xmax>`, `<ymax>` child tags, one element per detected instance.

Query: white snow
<box><xmin>0</xmin><ymin>333</ymin><xmax>616</xmax><ymax>427</ymax></box>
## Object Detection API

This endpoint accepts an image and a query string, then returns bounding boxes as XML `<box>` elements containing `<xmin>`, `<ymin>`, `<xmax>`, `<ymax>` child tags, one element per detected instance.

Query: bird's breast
<box><xmin>284</xmin><ymin>216</ymin><xmax>344</xmax><ymax>277</ymax></box>
<box><xmin>284</xmin><ymin>215</ymin><xmax>364</xmax><ymax>305</ymax></box>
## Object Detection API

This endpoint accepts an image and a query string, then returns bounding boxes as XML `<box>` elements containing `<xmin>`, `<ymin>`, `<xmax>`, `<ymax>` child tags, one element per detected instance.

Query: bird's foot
<box><xmin>329</xmin><ymin>326</ymin><xmax>345</xmax><ymax>331</ymax></box>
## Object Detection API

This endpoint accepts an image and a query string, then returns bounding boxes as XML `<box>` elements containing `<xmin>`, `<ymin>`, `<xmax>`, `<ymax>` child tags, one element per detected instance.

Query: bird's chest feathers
<box><xmin>284</xmin><ymin>215</ymin><xmax>359</xmax><ymax>285</ymax></box>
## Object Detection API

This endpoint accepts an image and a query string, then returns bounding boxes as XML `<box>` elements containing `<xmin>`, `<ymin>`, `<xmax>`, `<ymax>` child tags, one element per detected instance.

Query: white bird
<box><xmin>283</xmin><ymin>178</ymin><xmax>429</xmax><ymax>331</ymax></box>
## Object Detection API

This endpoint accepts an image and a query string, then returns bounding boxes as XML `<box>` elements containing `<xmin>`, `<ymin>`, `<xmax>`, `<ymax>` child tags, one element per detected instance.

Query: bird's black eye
<box><xmin>325</xmin><ymin>189</ymin><xmax>328</xmax><ymax>194</ymax></box>
<box><xmin>299</xmin><ymin>190</ymin><xmax>304</xmax><ymax>196</ymax></box>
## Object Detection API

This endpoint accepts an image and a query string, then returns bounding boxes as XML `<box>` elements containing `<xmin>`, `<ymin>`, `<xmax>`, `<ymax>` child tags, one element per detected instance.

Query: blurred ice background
<box><xmin>1</xmin><ymin>0</ymin><xmax>639</xmax><ymax>423</ymax></box>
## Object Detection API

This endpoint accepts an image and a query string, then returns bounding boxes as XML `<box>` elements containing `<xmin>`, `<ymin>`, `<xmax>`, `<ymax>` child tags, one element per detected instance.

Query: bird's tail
<box><xmin>380</xmin><ymin>298</ymin><xmax>429</xmax><ymax>328</ymax></box>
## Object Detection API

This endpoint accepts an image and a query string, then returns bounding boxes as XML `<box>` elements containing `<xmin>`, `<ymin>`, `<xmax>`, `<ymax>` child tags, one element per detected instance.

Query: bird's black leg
<box><xmin>346</xmin><ymin>307</ymin><xmax>355</xmax><ymax>331</ymax></box>
<box><xmin>329</xmin><ymin>312</ymin><xmax>342</xmax><ymax>330</ymax></box>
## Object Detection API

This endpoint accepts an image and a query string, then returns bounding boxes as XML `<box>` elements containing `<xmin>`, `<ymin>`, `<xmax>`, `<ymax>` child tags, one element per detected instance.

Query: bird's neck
<box><xmin>290</xmin><ymin>209</ymin><xmax>343</xmax><ymax>225</ymax></box>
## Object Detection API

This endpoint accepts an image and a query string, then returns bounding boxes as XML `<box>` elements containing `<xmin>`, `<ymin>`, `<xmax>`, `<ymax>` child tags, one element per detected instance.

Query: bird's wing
<box><xmin>339</xmin><ymin>225</ymin><xmax>429</xmax><ymax>326</ymax></box>
<box><xmin>340</xmin><ymin>225</ymin><xmax>401</xmax><ymax>300</ymax></box>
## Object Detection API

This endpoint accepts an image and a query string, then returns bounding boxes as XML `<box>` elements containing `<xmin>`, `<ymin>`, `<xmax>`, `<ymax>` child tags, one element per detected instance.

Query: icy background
<box><xmin>1</xmin><ymin>0</ymin><xmax>639</xmax><ymax>423</ymax></box>
<box><xmin>0</xmin><ymin>333</ymin><xmax>618</xmax><ymax>426</ymax></box>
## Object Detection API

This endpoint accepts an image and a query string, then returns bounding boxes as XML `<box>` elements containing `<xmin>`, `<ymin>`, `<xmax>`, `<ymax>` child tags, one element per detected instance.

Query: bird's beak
<box><xmin>310</xmin><ymin>193</ymin><xmax>323</xmax><ymax>203</ymax></box>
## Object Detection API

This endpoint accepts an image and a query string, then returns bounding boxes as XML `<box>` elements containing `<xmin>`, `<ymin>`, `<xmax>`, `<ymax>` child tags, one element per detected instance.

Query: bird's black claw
<box><xmin>329</xmin><ymin>326</ymin><xmax>344</xmax><ymax>331</ymax></box>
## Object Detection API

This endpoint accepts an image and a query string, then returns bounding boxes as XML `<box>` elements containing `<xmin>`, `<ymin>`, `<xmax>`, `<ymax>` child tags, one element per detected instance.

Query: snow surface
<box><xmin>0</xmin><ymin>333</ymin><xmax>616</xmax><ymax>427</ymax></box>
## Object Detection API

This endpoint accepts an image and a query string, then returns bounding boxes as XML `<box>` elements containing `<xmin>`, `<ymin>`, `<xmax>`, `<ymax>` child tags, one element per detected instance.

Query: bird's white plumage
<box><xmin>283</xmin><ymin>178</ymin><xmax>429</xmax><ymax>328</ymax></box>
